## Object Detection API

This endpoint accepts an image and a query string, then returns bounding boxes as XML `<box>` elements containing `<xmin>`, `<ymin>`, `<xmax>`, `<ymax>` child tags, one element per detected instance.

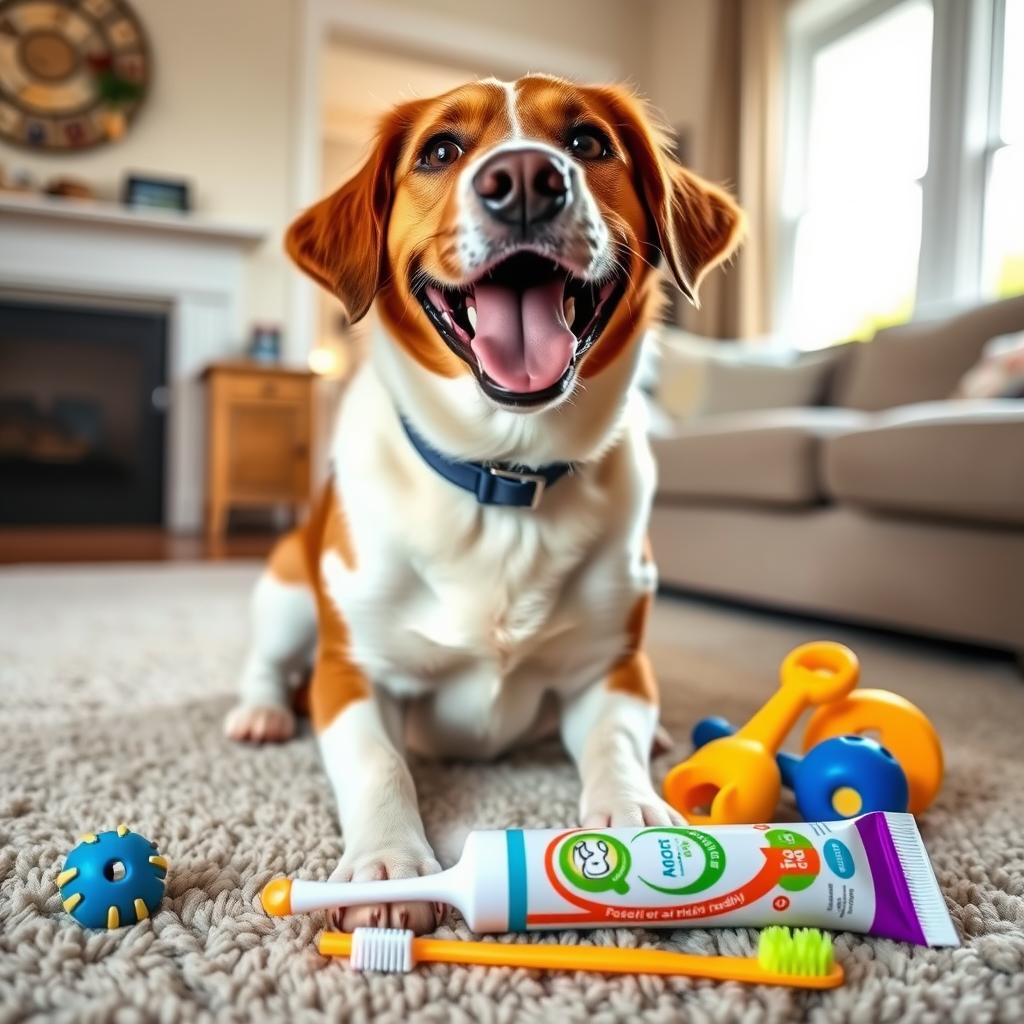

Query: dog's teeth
<box><xmin>467</xmin><ymin>306</ymin><xmax>477</xmax><ymax>331</ymax></box>
<box><xmin>563</xmin><ymin>297</ymin><xmax>576</xmax><ymax>327</ymax></box>
<box><xmin>442</xmin><ymin>311</ymin><xmax>454</xmax><ymax>328</ymax></box>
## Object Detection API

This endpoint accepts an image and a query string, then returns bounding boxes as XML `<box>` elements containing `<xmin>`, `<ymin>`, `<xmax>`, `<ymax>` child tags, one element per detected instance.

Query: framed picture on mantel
<box><xmin>122</xmin><ymin>173</ymin><xmax>190</xmax><ymax>213</ymax></box>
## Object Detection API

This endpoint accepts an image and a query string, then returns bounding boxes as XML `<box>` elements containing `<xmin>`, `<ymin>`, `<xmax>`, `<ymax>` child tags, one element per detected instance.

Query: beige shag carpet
<box><xmin>1</xmin><ymin>562</ymin><xmax>1023</xmax><ymax>1023</ymax></box>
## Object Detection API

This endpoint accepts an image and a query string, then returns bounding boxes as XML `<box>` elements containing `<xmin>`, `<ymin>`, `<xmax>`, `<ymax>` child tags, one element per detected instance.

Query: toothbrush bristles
<box><xmin>349</xmin><ymin>927</ymin><xmax>415</xmax><ymax>972</ymax></box>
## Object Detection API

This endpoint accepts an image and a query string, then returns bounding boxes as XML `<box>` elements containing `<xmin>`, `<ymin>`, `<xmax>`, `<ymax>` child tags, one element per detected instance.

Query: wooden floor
<box><xmin>0</xmin><ymin>527</ymin><xmax>277</xmax><ymax>565</ymax></box>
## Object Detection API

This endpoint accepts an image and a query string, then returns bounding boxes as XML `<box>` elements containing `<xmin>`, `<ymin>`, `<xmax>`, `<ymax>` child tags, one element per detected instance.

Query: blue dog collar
<box><xmin>400</xmin><ymin>418</ymin><xmax>572</xmax><ymax>509</ymax></box>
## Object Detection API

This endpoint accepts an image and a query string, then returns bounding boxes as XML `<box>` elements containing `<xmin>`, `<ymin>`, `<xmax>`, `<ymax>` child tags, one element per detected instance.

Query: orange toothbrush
<box><xmin>318</xmin><ymin>925</ymin><xmax>845</xmax><ymax>989</ymax></box>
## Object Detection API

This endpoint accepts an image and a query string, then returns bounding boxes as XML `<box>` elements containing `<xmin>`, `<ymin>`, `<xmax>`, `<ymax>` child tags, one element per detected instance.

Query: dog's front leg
<box><xmin>312</xmin><ymin>637</ymin><xmax>441</xmax><ymax>933</ymax></box>
<box><xmin>561</xmin><ymin>648</ymin><xmax>683</xmax><ymax>828</ymax></box>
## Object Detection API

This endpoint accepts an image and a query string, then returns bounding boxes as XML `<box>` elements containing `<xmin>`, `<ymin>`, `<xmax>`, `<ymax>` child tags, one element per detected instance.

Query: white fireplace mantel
<box><xmin>0</xmin><ymin>192</ymin><xmax>266</xmax><ymax>244</ymax></box>
<box><xmin>0</xmin><ymin>192</ymin><xmax>267</xmax><ymax>532</ymax></box>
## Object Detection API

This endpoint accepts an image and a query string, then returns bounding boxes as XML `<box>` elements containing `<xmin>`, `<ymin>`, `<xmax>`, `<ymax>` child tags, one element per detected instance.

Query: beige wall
<box><xmin>354</xmin><ymin>0</ymin><xmax>650</xmax><ymax>81</ymax></box>
<box><xmin>316</xmin><ymin>0</ymin><xmax>721</xmax><ymax>180</ymax></box>
<box><xmin>0</xmin><ymin>0</ymin><xmax>296</xmax><ymax>332</ymax></box>
<box><xmin>398</xmin><ymin>0</ymin><xmax>641</xmax><ymax>52</ymax></box>
<box><xmin>321</xmin><ymin>39</ymin><xmax>478</xmax><ymax>151</ymax></box>
<box><xmin>648</xmin><ymin>0</ymin><xmax>718</xmax><ymax>172</ymax></box>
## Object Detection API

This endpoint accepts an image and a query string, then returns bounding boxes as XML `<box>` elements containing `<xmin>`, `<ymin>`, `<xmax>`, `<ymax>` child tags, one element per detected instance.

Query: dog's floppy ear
<box><xmin>285</xmin><ymin>100</ymin><xmax>427</xmax><ymax>321</ymax></box>
<box><xmin>591</xmin><ymin>86</ymin><xmax>745</xmax><ymax>304</ymax></box>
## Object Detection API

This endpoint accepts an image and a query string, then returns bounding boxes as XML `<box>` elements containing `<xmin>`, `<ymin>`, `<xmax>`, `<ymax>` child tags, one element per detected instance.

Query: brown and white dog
<box><xmin>225</xmin><ymin>75</ymin><xmax>742</xmax><ymax>933</ymax></box>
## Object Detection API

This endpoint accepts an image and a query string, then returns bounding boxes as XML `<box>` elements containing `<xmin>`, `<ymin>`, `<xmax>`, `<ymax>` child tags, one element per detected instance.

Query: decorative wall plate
<box><xmin>0</xmin><ymin>0</ymin><xmax>148</xmax><ymax>151</ymax></box>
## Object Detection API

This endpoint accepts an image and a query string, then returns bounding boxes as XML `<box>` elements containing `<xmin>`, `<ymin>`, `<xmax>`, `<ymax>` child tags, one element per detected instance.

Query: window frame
<box><xmin>778</xmin><ymin>0</ymin><xmax>1007</xmax><ymax>345</ymax></box>
<box><xmin>980</xmin><ymin>0</ymin><xmax>1021</xmax><ymax>295</ymax></box>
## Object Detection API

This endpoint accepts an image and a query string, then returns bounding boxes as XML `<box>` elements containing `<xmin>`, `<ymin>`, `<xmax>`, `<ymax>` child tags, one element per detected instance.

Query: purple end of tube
<box><xmin>855</xmin><ymin>812</ymin><xmax>926</xmax><ymax>945</ymax></box>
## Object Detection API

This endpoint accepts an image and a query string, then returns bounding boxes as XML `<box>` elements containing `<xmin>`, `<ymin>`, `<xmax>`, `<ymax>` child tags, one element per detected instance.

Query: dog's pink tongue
<box><xmin>470</xmin><ymin>278</ymin><xmax>574</xmax><ymax>393</ymax></box>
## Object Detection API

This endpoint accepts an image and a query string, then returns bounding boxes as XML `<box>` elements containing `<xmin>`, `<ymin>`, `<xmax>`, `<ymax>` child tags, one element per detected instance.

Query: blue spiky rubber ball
<box><xmin>57</xmin><ymin>825</ymin><xmax>167</xmax><ymax>929</ymax></box>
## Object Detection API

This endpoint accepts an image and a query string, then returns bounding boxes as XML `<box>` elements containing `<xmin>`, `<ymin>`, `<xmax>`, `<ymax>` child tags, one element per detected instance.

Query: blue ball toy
<box><xmin>692</xmin><ymin>716</ymin><xmax>910</xmax><ymax>821</ymax></box>
<box><xmin>784</xmin><ymin>734</ymin><xmax>909</xmax><ymax>821</ymax></box>
<box><xmin>57</xmin><ymin>825</ymin><xmax>167</xmax><ymax>929</ymax></box>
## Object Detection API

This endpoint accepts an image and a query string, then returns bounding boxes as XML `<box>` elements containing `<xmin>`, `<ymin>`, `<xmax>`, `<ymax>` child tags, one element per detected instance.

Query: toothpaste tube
<box><xmin>262</xmin><ymin>811</ymin><xmax>958</xmax><ymax>947</ymax></box>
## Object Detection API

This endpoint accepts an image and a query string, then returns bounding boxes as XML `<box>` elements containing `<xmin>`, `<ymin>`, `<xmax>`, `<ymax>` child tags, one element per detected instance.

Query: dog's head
<box><xmin>288</xmin><ymin>76</ymin><xmax>742</xmax><ymax>433</ymax></box>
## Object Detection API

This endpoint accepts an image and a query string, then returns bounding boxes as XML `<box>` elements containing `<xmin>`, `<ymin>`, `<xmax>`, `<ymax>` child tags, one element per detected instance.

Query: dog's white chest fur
<box><xmin>321</xmin><ymin>362</ymin><xmax>655</xmax><ymax>757</ymax></box>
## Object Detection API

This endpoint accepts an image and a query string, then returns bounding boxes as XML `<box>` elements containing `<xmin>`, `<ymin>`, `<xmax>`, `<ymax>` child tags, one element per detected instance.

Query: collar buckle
<box><xmin>487</xmin><ymin>466</ymin><xmax>547</xmax><ymax>509</ymax></box>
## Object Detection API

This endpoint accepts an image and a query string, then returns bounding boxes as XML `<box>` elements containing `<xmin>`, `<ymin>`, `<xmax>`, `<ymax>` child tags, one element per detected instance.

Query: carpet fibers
<box><xmin>1</xmin><ymin>562</ymin><xmax>1022</xmax><ymax>1023</ymax></box>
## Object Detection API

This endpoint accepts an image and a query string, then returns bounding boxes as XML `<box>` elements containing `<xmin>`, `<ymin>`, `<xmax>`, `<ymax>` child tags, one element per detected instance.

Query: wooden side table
<box><xmin>202</xmin><ymin>361</ymin><xmax>315</xmax><ymax>541</ymax></box>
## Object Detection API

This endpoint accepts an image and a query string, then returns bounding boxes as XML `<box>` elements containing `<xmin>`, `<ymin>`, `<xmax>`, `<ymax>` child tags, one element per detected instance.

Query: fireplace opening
<box><xmin>0</xmin><ymin>298</ymin><xmax>168</xmax><ymax>525</ymax></box>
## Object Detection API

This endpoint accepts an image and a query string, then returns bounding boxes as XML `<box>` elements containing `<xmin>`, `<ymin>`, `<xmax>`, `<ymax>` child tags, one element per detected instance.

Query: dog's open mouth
<box><xmin>414</xmin><ymin>251</ymin><xmax>625</xmax><ymax>407</ymax></box>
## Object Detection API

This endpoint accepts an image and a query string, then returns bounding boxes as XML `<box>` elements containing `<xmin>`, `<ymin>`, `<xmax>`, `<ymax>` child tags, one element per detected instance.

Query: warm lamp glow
<box><xmin>308</xmin><ymin>345</ymin><xmax>341</xmax><ymax>376</ymax></box>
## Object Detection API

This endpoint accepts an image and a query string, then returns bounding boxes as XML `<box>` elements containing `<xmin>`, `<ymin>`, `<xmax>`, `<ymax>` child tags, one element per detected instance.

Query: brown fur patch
<box><xmin>582</xmin><ymin>84</ymin><xmax>745</xmax><ymax>301</ymax></box>
<box><xmin>286</xmin><ymin>480</ymin><xmax>370</xmax><ymax>733</ymax></box>
<box><xmin>607</xmin><ymin>651</ymin><xmax>658</xmax><ymax>705</ymax></box>
<box><xmin>285</xmin><ymin>98</ymin><xmax>431</xmax><ymax>322</ymax></box>
<box><xmin>321</xmin><ymin>485</ymin><xmax>356</xmax><ymax>571</ymax></box>
<box><xmin>267</xmin><ymin>531</ymin><xmax>308</xmax><ymax>586</ymax></box>
<box><xmin>606</xmin><ymin>594</ymin><xmax>658</xmax><ymax>704</ymax></box>
<box><xmin>309</xmin><ymin>608</ymin><xmax>371</xmax><ymax>733</ymax></box>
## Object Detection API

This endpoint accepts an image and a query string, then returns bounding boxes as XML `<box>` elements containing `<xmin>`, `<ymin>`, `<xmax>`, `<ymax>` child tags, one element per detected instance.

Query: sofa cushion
<box><xmin>823</xmin><ymin>400</ymin><xmax>1024</xmax><ymax>525</ymax></box>
<box><xmin>652</xmin><ymin>327</ymin><xmax>850</xmax><ymax>421</ymax></box>
<box><xmin>832</xmin><ymin>294</ymin><xmax>1024</xmax><ymax>411</ymax></box>
<box><xmin>653</xmin><ymin>408</ymin><xmax>867</xmax><ymax>507</ymax></box>
<box><xmin>699</xmin><ymin>351</ymin><xmax>843</xmax><ymax>415</ymax></box>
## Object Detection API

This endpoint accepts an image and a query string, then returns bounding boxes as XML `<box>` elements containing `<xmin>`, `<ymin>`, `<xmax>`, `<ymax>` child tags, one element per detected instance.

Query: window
<box><xmin>787</xmin><ymin>2</ymin><xmax>933</xmax><ymax>348</ymax></box>
<box><xmin>983</xmin><ymin>0</ymin><xmax>1024</xmax><ymax>297</ymax></box>
<box><xmin>781</xmin><ymin>0</ymin><xmax>1024</xmax><ymax>349</ymax></box>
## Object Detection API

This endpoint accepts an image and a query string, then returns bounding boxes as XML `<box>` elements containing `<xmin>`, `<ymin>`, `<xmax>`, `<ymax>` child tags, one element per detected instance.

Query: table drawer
<box><xmin>216</xmin><ymin>373</ymin><xmax>308</xmax><ymax>404</ymax></box>
<box><xmin>226</xmin><ymin>402</ymin><xmax>310</xmax><ymax>497</ymax></box>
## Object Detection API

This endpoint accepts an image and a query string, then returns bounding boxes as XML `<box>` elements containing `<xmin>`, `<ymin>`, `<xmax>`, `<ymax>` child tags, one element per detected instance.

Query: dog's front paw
<box><xmin>224</xmin><ymin>703</ymin><xmax>295</xmax><ymax>743</ymax></box>
<box><xmin>580</xmin><ymin>780</ymin><xmax>685</xmax><ymax>828</ymax></box>
<box><xmin>329</xmin><ymin>846</ymin><xmax>443</xmax><ymax>935</ymax></box>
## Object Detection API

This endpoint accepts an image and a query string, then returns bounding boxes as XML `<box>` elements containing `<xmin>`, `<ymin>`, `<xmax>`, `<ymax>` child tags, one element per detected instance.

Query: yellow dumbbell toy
<box><xmin>663</xmin><ymin>642</ymin><xmax>860</xmax><ymax>825</ymax></box>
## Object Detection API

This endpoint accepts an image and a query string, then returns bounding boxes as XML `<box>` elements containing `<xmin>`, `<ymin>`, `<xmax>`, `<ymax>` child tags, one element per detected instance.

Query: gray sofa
<box><xmin>650</xmin><ymin>294</ymin><xmax>1024</xmax><ymax>658</ymax></box>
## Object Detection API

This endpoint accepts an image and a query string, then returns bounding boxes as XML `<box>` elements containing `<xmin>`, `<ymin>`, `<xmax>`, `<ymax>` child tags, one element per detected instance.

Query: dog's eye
<box><xmin>419</xmin><ymin>136</ymin><xmax>463</xmax><ymax>169</ymax></box>
<box><xmin>568</xmin><ymin>127</ymin><xmax>610</xmax><ymax>161</ymax></box>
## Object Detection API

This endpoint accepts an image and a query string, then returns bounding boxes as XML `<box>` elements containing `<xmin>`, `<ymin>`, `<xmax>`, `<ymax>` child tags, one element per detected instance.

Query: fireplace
<box><xmin>0</xmin><ymin>192</ymin><xmax>266</xmax><ymax>530</ymax></box>
<box><xmin>0</xmin><ymin>298</ymin><xmax>168</xmax><ymax>525</ymax></box>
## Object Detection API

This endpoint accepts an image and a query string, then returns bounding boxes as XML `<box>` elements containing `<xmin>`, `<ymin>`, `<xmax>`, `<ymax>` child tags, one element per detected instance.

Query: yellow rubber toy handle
<box><xmin>740</xmin><ymin>642</ymin><xmax>861</xmax><ymax>749</ymax></box>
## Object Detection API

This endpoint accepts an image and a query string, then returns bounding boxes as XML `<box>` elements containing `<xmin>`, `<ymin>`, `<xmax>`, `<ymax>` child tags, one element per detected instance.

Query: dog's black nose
<box><xmin>473</xmin><ymin>148</ymin><xmax>571</xmax><ymax>228</ymax></box>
